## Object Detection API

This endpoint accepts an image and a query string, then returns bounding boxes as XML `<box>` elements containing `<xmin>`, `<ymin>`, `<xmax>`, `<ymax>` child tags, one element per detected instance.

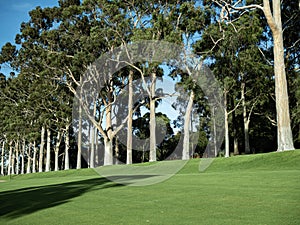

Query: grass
<box><xmin>0</xmin><ymin>150</ymin><xmax>300</xmax><ymax>225</ymax></box>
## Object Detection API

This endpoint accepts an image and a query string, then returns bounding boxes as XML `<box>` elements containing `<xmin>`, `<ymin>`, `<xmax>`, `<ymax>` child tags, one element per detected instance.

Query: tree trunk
<box><xmin>104</xmin><ymin>138</ymin><xmax>113</xmax><ymax>165</ymax></box>
<box><xmin>1</xmin><ymin>141</ymin><xmax>4</xmax><ymax>175</ymax></box>
<box><xmin>11</xmin><ymin>149</ymin><xmax>15</xmax><ymax>175</ymax></box>
<box><xmin>241</xmin><ymin>81</ymin><xmax>251</xmax><ymax>154</ymax></box>
<box><xmin>182</xmin><ymin>91</ymin><xmax>194</xmax><ymax>160</ymax></box>
<box><xmin>263</xmin><ymin>0</ymin><xmax>294</xmax><ymax>151</ymax></box>
<box><xmin>115</xmin><ymin>137</ymin><xmax>119</xmax><ymax>165</ymax></box>
<box><xmin>45</xmin><ymin>128</ymin><xmax>51</xmax><ymax>172</ymax></box>
<box><xmin>103</xmin><ymin>89</ymin><xmax>113</xmax><ymax>166</ymax></box>
<box><xmin>149</xmin><ymin>72</ymin><xmax>157</xmax><ymax>162</ymax></box>
<box><xmin>126</xmin><ymin>71</ymin><xmax>133</xmax><ymax>164</ymax></box>
<box><xmin>21</xmin><ymin>139</ymin><xmax>25</xmax><ymax>174</ymax></box>
<box><xmin>232</xmin><ymin>99</ymin><xmax>239</xmax><ymax>155</ymax></box>
<box><xmin>54</xmin><ymin>131</ymin><xmax>61</xmax><ymax>171</ymax></box>
<box><xmin>224</xmin><ymin>93</ymin><xmax>230</xmax><ymax>158</ymax></box>
<box><xmin>212</xmin><ymin>107</ymin><xmax>218</xmax><ymax>157</ymax></box>
<box><xmin>77</xmin><ymin>101</ymin><xmax>82</xmax><ymax>169</ymax></box>
<box><xmin>8</xmin><ymin>141</ymin><xmax>12</xmax><ymax>176</ymax></box>
<box><xmin>90</xmin><ymin>126</ymin><xmax>95</xmax><ymax>168</ymax></box>
<box><xmin>65</xmin><ymin>123</ymin><xmax>70</xmax><ymax>170</ymax></box>
<box><xmin>15</xmin><ymin>141</ymin><xmax>19</xmax><ymax>175</ymax></box>
<box><xmin>32</xmin><ymin>141</ymin><xmax>37</xmax><ymax>173</ymax></box>
<box><xmin>39</xmin><ymin>126</ymin><xmax>45</xmax><ymax>172</ymax></box>
<box><xmin>26</xmin><ymin>142</ymin><xmax>32</xmax><ymax>174</ymax></box>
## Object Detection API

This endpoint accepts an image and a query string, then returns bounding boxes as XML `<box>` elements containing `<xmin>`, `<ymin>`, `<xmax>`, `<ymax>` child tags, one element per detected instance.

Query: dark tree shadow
<box><xmin>0</xmin><ymin>177</ymin><xmax>121</xmax><ymax>219</ymax></box>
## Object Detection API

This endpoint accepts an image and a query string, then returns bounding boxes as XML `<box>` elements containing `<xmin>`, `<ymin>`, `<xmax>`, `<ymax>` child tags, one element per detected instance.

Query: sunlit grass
<box><xmin>1</xmin><ymin>150</ymin><xmax>299</xmax><ymax>225</ymax></box>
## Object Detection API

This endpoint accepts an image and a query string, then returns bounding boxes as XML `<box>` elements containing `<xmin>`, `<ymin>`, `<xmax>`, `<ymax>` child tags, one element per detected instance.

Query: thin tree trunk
<box><xmin>115</xmin><ymin>137</ymin><xmax>119</xmax><ymax>165</ymax></box>
<box><xmin>8</xmin><ymin>141</ymin><xmax>12</xmax><ymax>176</ymax></box>
<box><xmin>182</xmin><ymin>91</ymin><xmax>194</xmax><ymax>160</ymax></box>
<box><xmin>21</xmin><ymin>139</ymin><xmax>25</xmax><ymax>174</ymax></box>
<box><xmin>263</xmin><ymin>0</ymin><xmax>294</xmax><ymax>151</ymax></box>
<box><xmin>15</xmin><ymin>141</ymin><xmax>19</xmax><ymax>175</ymax></box>
<box><xmin>77</xmin><ymin>78</ymin><xmax>83</xmax><ymax>169</ymax></box>
<box><xmin>212</xmin><ymin>107</ymin><xmax>218</xmax><ymax>157</ymax></box>
<box><xmin>39</xmin><ymin>126</ymin><xmax>45</xmax><ymax>172</ymax></box>
<box><xmin>26</xmin><ymin>142</ymin><xmax>32</xmax><ymax>174</ymax></box>
<box><xmin>241</xmin><ymin>81</ymin><xmax>251</xmax><ymax>154</ymax></box>
<box><xmin>32</xmin><ymin>141</ymin><xmax>37</xmax><ymax>173</ymax></box>
<box><xmin>54</xmin><ymin>131</ymin><xmax>61</xmax><ymax>171</ymax></box>
<box><xmin>126</xmin><ymin>71</ymin><xmax>133</xmax><ymax>164</ymax></box>
<box><xmin>1</xmin><ymin>141</ymin><xmax>4</xmax><ymax>175</ymax></box>
<box><xmin>45</xmin><ymin>128</ymin><xmax>51</xmax><ymax>172</ymax></box>
<box><xmin>232</xmin><ymin>98</ymin><xmax>239</xmax><ymax>155</ymax></box>
<box><xmin>224</xmin><ymin>92</ymin><xmax>230</xmax><ymax>158</ymax></box>
<box><xmin>149</xmin><ymin>72</ymin><xmax>157</xmax><ymax>162</ymax></box>
<box><xmin>11</xmin><ymin>148</ymin><xmax>15</xmax><ymax>175</ymax></box>
<box><xmin>104</xmin><ymin>89</ymin><xmax>113</xmax><ymax>166</ymax></box>
<box><xmin>64</xmin><ymin>124</ymin><xmax>70</xmax><ymax>170</ymax></box>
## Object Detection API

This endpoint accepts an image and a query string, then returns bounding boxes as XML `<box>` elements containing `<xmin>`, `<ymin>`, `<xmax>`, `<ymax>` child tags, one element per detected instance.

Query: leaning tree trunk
<box><xmin>263</xmin><ymin>0</ymin><xmax>294</xmax><ymax>151</ymax></box>
<box><xmin>182</xmin><ymin>91</ymin><xmax>195</xmax><ymax>160</ymax></box>
<box><xmin>149</xmin><ymin>72</ymin><xmax>157</xmax><ymax>162</ymax></box>
<box><xmin>45</xmin><ymin>128</ymin><xmax>51</xmax><ymax>172</ymax></box>
<box><xmin>126</xmin><ymin>71</ymin><xmax>133</xmax><ymax>164</ymax></box>
<box><xmin>39</xmin><ymin>126</ymin><xmax>45</xmax><ymax>172</ymax></box>
<box><xmin>77</xmin><ymin>77</ymin><xmax>83</xmax><ymax>169</ymax></box>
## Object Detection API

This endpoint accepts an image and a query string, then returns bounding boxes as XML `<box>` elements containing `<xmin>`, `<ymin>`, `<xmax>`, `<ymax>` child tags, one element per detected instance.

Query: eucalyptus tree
<box><xmin>209</xmin><ymin>0</ymin><xmax>295</xmax><ymax>151</ymax></box>
<box><xmin>194</xmin><ymin>9</ymin><xmax>272</xmax><ymax>156</ymax></box>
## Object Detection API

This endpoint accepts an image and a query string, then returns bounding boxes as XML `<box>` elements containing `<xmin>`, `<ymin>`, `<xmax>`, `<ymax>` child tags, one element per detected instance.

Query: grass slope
<box><xmin>0</xmin><ymin>150</ymin><xmax>300</xmax><ymax>225</ymax></box>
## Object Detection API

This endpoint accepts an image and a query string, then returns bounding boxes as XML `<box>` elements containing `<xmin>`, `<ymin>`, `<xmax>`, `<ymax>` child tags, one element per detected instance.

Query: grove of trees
<box><xmin>0</xmin><ymin>0</ymin><xmax>299</xmax><ymax>175</ymax></box>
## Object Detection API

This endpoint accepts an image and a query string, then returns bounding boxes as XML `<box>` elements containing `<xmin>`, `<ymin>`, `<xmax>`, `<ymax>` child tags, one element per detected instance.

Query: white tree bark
<box><xmin>21</xmin><ymin>139</ymin><xmax>25</xmax><ymax>174</ymax></box>
<box><xmin>64</xmin><ymin>123</ymin><xmax>70</xmax><ymax>170</ymax></box>
<box><xmin>8</xmin><ymin>141</ymin><xmax>12</xmax><ymax>176</ymax></box>
<box><xmin>32</xmin><ymin>141</ymin><xmax>37</xmax><ymax>173</ymax></box>
<box><xmin>54</xmin><ymin>131</ymin><xmax>62</xmax><ymax>171</ymax></box>
<box><xmin>39</xmin><ymin>126</ymin><xmax>45</xmax><ymax>172</ymax></box>
<box><xmin>262</xmin><ymin>0</ymin><xmax>295</xmax><ymax>151</ymax></box>
<box><xmin>149</xmin><ymin>72</ymin><xmax>157</xmax><ymax>162</ymax></box>
<box><xmin>45</xmin><ymin>128</ymin><xmax>51</xmax><ymax>172</ymax></box>
<box><xmin>15</xmin><ymin>141</ymin><xmax>19</xmax><ymax>175</ymax></box>
<box><xmin>1</xmin><ymin>141</ymin><xmax>4</xmax><ymax>175</ymax></box>
<box><xmin>26</xmin><ymin>142</ymin><xmax>32</xmax><ymax>174</ymax></box>
<box><xmin>182</xmin><ymin>91</ymin><xmax>195</xmax><ymax>160</ymax></box>
<box><xmin>104</xmin><ymin>138</ymin><xmax>113</xmax><ymax>165</ymax></box>
<box><xmin>77</xmin><ymin>77</ymin><xmax>83</xmax><ymax>169</ymax></box>
<box><xmin>126</xmin><ymin>71</ymin><xmax>133</xmax><ymax>164</ymax></box>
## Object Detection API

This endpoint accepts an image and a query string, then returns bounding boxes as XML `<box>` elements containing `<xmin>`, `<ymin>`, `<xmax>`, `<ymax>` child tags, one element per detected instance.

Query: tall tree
<box><xmin>211</xmin><ymin>0</ymin><xmax>295</xmax><ymax>151</ymax></box>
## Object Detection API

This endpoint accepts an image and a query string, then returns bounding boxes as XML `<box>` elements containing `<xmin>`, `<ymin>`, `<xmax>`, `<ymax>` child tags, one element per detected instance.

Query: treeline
<box><xmin>0</xmin><ymin>0</ymin><xmax>299</xmax><ymax>175</ymax></box>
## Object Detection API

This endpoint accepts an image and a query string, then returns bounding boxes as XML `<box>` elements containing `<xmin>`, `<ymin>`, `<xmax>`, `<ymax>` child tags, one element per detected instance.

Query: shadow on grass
<box><xmin>0</xmin><ymin>177</ymin><xmax>122</xmax><ymax>219</ymax></box>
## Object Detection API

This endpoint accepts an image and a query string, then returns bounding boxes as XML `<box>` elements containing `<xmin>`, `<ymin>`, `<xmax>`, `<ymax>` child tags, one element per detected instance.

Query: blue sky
<box><xmin>0</xmin><ymin>0</ymin><xmax>58</xmax><ymax>74</ymax></box>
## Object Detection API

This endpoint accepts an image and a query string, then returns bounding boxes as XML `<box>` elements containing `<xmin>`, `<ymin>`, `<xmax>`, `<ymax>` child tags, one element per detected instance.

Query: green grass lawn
<box><xmin>1</xmin><ymin>150</ymin><xmax>300</xmax><ymax>225</ymax></box>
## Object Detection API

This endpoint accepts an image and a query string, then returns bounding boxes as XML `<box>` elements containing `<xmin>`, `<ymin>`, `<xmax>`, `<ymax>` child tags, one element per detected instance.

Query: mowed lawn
<box><xmin>0</xmin><ymin>150</ymin><xmax>300</xmax><ymax>225</ymax></box>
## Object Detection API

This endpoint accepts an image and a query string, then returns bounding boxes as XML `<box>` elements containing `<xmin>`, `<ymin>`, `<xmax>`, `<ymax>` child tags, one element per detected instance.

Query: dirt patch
<box><xmin>0</xmin><ymin>180</ymin><xmax>6</xmax><ymax>182</ymax></box>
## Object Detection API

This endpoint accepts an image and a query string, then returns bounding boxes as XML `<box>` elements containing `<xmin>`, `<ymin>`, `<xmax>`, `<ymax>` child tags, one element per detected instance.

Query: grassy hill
<box><xmin>1</xmin><ymin>150</ymin><xmax>300</xmax><ymax>225</ymax></box>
